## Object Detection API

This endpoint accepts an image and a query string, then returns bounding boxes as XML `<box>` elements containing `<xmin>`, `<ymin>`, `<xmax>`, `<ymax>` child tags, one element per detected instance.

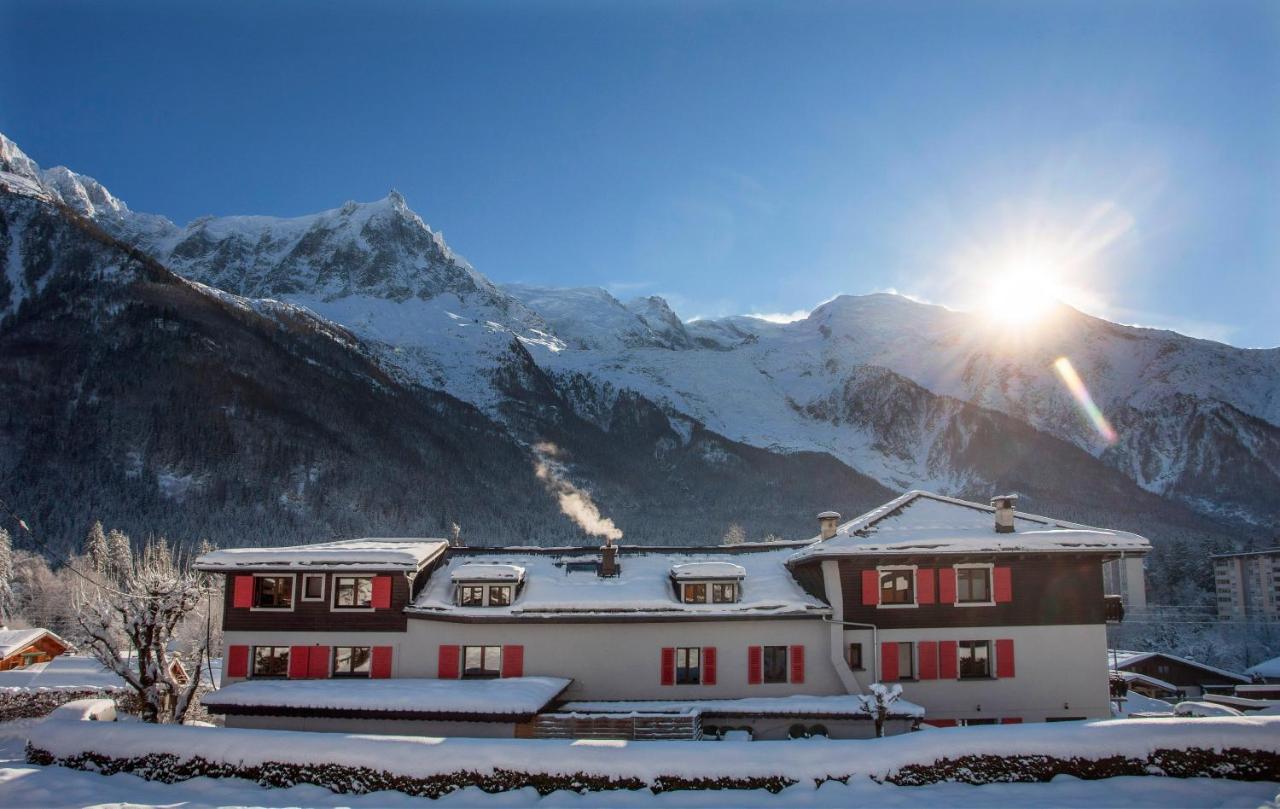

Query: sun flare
<box><xmin>981</xmin><ymin>256</ymin><xmax>1063</xmax><ymax>326</ymax></box>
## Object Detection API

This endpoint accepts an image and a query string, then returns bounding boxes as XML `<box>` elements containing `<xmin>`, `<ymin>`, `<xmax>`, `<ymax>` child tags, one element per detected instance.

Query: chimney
<box><xmin>990</xmin><ymin>495</ymin><xmax>1018</xmax><ymax>534</ymax></box>
<box><xmin>599</xmin><ymin>541</ymin><xmax>618</xmax><ymax>577</ymax></box>
<box><xmin>817</xmin><ymin>511</ymin><xmax>841</xmax><ymax>540</ymax></box>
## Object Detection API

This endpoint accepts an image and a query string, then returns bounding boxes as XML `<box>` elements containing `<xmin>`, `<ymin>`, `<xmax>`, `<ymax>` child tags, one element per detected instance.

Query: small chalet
<box><xmin>1109</xmin><ymin>650</ymin><xmax>1251</xmax><ymax>699</ymax></box>
<box><xmin>0</xmin><ymin>627</ymin><xmax>70</xmax><ymax>671</ymax></box>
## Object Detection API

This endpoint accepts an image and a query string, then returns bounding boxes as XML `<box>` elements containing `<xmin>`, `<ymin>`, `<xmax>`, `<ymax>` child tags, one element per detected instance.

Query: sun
<box><xmin>981</xmin><ymin>256</ymin><xmax>1063</xmax><ymax>325</ymax></box>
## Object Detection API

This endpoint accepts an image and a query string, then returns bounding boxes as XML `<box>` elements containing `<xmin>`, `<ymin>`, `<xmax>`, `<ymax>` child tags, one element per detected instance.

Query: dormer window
<box><xmin>450</xmin><ymin>563</ymin><xmax>525</xmax><ymax>608</ymax></box>
<box><xmin>712</xmin><ymin>582</ymin><xmax>737</xmax><ymax>603</ymax></box>
<box><xmin>682</xmin><ymin>583</ymin><xmax>708</xmax><ymax>603</ymax></box>
<box><xmin>670</xmin><ymin>561</ymin><xmax>746</xmax><ymax>605</ymax></box>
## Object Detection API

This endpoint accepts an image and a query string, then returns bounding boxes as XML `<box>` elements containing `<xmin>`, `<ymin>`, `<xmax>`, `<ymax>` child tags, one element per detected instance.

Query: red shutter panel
<box><xmin>926</xmin><ymin>719</ymin><xmax>958</xmax><ymax>728</ymax></box>
<box><xmin>880</xmin><ymin>642</ymin><xmax>898</xmax><ymax>681</ymax></box>
<box><xmin>917</xmin><ymin>569</ymin><xmax>936</xmax><ymax>604</ymax></box>
<box><xmin>1001</xmin><ymin>717</ymin><xmax>1023</xmax><ymax>724</ymax></box>
<box><xmin>993</xmin><ymin>567</ymin><xmax>1013</xmax><ymax>603</ymax></box>
<box><xmin>789</xmin><ymin>645</ymin><xmax>805</xmax><ymax>684</ymax></box>
<box><xmin>371</xmin><ymin>575</ymin><xmax>393</xmax><ymax>609</ymax></box>
<box><xmin>703</xmin><ymin>647</ymin><xmax>717</xmax><ymax>685</ymax></box>
<box><xmin>371</xmin><ymin>646</ymin><xmax>393</xmax><ymax>679</ymax></box>
<box><xmin>861</xmin><ymin>570</ymin><xmax>880</xmax><ymax>606</ymax></box>
<box><xmin>226</xmin><ymin>645</ymin><xmax>249</xmax><ymax>678</ymax></box>
<box><xmin>747</xmin><ymin>646</ymin><xmax>763</xmax><ymax>684</ymax></box>
<box><xmin>502</xmin><ymin>645</ymin><xmax>524</xmax><ymax>678</ymax></box>
<box><xmin>308</xmin><ymin>646</ymin><xmax>330</xmax><ymax>679</ymax></box>
<box><xmin>917</xmin><ymin>640</ymin><xmax>938</xmax><ymax>680</ymax></box>
<box><xmin>939</xmin><ymin>640</ymin><xmax>958</xmax><ymax>679</ymax></box>
<box><xmin>660</xmin><ymin>647</ymin><xmax>676</xmax><ymax>686</ymax></box>
<box><xmin>938</xmin><ymin>568</ymin><xmax>956</xmax><ymax>604</ymax></box>
<box><xmin>438</xmin><ymin>645</ymin><xmax>460</xmax><ymax>679</ymax></box>
<box><xmin>996</xmin><ymin>639</ymin><xmax>1016</xmax><ymax>678</ymax></box>
<box><xmin>232</xmin><ymin>576</ymin><xmax>254</xmax><ymax>608</ymax></box>
<box><xmin>288</xmin><ymin>645</ymin><xmax>310</xmax><ymax>679</ymax></box>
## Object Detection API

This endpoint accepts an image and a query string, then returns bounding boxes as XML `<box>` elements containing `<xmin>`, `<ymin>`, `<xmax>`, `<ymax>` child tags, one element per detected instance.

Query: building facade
<box><xmin>1213</xmin><ymin>548</ymin><xmax>1280</xmax><ymax>620</ymax></box>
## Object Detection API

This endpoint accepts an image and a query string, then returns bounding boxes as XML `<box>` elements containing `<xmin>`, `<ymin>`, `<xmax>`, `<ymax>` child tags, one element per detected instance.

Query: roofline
<box><xmin>448</xmin><ymin>542</ymin><xmax>813</xmax><ymax>556</ymax></box>
<box><xmin>0</xmin><ymin>627</ymin><xmax>72</xmax><ymax>658</ymax></box>
<box><xmin>788</xmin><ymin>546</ymin><xmax>1147</xmax><ymax>567</ymax></box>
<box><xmin>195</xmin><ymin>540</ymin><xmax>449</xmax><ymax>574</ymax></box>
<box><xmin>1210</xmin><ymin>548</ymin><xmax>1280</xmax><ymax>560</ymax></box>
<box><xmin>404</xmin><ymin>609</ymin><xmax>830</xmax><ymax>624</ymax></box>
<box><xmin>1112</xmin><ymin>651</ymin><xmax>1251</xmax><ymax>683</ymax></box>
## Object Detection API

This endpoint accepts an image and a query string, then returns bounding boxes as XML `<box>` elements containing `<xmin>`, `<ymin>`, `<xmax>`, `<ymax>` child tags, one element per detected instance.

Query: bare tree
<box><xmin>74</xmin><ymin>534</ymin><xmax>213</xmax><ymax>723</ymax></box>
<box><xmin>721</xmin><ymin>523</ymin><xmax>746</xmax><ymax>546</ymax></box>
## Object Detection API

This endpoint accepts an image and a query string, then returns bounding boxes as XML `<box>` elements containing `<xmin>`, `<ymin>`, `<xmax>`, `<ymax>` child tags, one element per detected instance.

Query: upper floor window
<box><xmin>681</xmin><ymin>581</ymin><xmax>740</xmax><ymax>604</ymax></box>
<box><xmin>489</xmin><ymin>585</ymin><xmax>512</xmax><ymax>606</ymax></box>
<box><xmin>254</xmin><ymin>576</ymin><xmax>294</xmax><ymax>609</ymax></box>
<box><xmin>301</xmin><ymin>574</ymin><xmax>325</xmax><ymax>601</ymax></box>
<box><xmin>956</xmin><ymin>567</ymin><xmax>992</xmax><ymax>604</ymax></box>
<box><xmin>682</xmin><ymin>583</ymin><xmax>708</xmax><ymax>603</ymax></box>
<box><xmin>711</xmin><ymin>582</ymin><xmax>737</xmax><ymax>603</ymax></box>
<box><xmin>456</xmin><ymin>583</ymin><xmax>514</xmax><ymax>607</ymax></box>
<box><xmin>880</xmin><ymin>569</ymin><xmax>914</xmax><ymax>605</ymax></box>
<box><xmin>762</xmin><ymin>645</ymin><xmax>789</xmax><ymax>683</ymax></box>
<box><xmin>460</xmin><ymin>585</ymin><xmax>485</xmax><ymax>606</ymax></box>
<box><xmin>334</xmin><ymin>576</ymin><xmax>373</xmax><ymax>609</ymax></box>
<box><xmin>958</xmin><ymin>640</ymin><xmax>990</xmax><ymax>678</ymax></box>
<box><xmin>462</xmin><ymin>645</ymin><xmax>502</xmax><ymax>678</ymax></box>
<box><xmin>676</xmin><ymin>647</ymin><xmax>701</xmax><ymax>684</ymax></box>
<box><xmin>252</xmin><ymin>646</ymin><xmax>290</xmax><ymax>678</ymax></box>
<box><xmin>333</xmin><ymin>646</ymin><xmax>371</xmax><ymax>677</ymax></box>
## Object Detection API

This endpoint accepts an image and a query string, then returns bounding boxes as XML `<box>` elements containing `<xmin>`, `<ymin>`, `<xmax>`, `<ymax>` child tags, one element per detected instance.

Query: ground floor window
<box><xmin>676</xmin><ymin>647</ymin><xmax>701</xmax><ymax>684</ymax></box>
<box><xmin>763</xmin><ymin>645</ymin><xmax>788</xmax><ymax>683</ymax></box>
<box><xmin>462</xmin><ymin>645</ymin><xmax>502</xmax><ymax>678</ymax></box>
<box><xmin>896</xmin><ymin>641</ymin><xmax>914</xmax><ymax>679</ymax></box>
<box><xmin>959</xmin><ymin>640</ymin><xmax>991</xmax><ymax>679</ymax></box>
<box><xmin>252</xmin><ymin>646</ymin><xmax>290</xmax><ymax>678</ymax></box>
<box><xmin>333</xmin><ymin>646</ymin><xmax>371</xmax><ymax>677</ymax></box>
<box><xmin>847</xmin><ymin>643</ymin><xmax>863</xmax><ymax>670</ymax></box>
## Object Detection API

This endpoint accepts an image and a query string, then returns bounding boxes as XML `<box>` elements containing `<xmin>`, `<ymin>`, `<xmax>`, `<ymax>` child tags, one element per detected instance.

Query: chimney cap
<box><xmin>990</xmin><ymin>494</ymin><xmax>1019</xmax><ymax>506</ymax></box>
<box><xmin>817</xmin><ymin>511</ymin><xmax>841</xmax><ymax>520</ymax></box>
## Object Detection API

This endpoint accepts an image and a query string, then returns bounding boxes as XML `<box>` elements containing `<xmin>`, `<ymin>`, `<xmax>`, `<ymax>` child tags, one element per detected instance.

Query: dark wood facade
<box><xmin>0</xmin><ymin>633</ymin><xmax>69</xmax><ymax>671</ymax></box>
<box><xmin>222</xmin><ymin>571</ymin><xmax>415</xmax><ymax>633</ymax></box>
<box><xmin>1118</xmin><ymin>654</ymin><xmax>1249</xmax><ymax>690</ymax></box>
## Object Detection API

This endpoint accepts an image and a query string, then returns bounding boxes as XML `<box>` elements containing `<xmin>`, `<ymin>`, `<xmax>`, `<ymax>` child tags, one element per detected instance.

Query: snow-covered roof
<box><xmin>0</xmin><ymin>628</ymin><xmax>67</xmax><ymax>659</ymax></box>
<box><xmin>195</xmin><ymin>537</ymin><xmax>449</xmax><ymax>572</ymax></box>
<box><xmin>0</xmin><ymin>655</ymin><xmax>127</xmax><ymax>692</ymax></box>
<box><xmin>1112</xmin><ymin>670</ymin><xmax>1179</xmax><ymax>694</ymax></box>
<box><xmin>410</xmin><ymin>547</ymin><xmax>828</xmax><ymax>619</ymax></box>
<box><xmin>451</xmin><ymin>563</ymin><xmax>526</xmax><ymax>582</ymax></box>
<box><xmin>1109</xmin><ymin>649</ymin><xmax>1251</xmax><ymax>683</ymax></box>
<box><xmin>560</xmin><ymin>694</ymin><xmax>924</xmax><ymax>718</ymax></box>
<box><xmin>669</xmin><ymin>561</ymin><xmax>746</xmax><ymax>580</ymax></box>
<box><xmin>202</xmin><ymin>676</ymin><xmax>571</xmax><ymax>718</ymax></box>
<box><xmin>792</xmin><ymin>490</ymin><xmax>1151</xmax><ymax>560</ymax></box>
<box><xmin>1248</xmin><ymin>656</ymin><xmax>1280</xmax><ymax>679</ymax></box>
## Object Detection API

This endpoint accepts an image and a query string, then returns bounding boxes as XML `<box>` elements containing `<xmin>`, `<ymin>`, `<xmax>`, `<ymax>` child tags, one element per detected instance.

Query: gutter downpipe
<box><xmin>820</xmin><ymin>559</ymin><xmax>873</xmax><ymax>694</ymax></box>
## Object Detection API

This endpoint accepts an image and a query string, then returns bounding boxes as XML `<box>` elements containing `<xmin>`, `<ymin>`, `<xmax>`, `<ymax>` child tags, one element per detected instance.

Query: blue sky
<box><xmin>3</xmin><ymin>0</ymin><xmax>1277</xmax><ymax>346</ymax></box>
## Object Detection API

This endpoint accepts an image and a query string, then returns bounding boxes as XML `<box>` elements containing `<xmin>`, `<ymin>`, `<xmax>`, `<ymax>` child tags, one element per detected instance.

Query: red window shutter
<box><xmin>288</xmin><ymin>645</ymin><xmax>310</xmax><ymax>679</ymax></box>
<box><xmin>703</xmin><ymin>647</ymin><xmax>717</xmax><ymax>685</ymax></box>
<box><xmin>994</xmin><ymin>567</ymin><xmax>1013</xmax><ymax>603</ymax></box>
<box><xmin>939</xmin><ymin>640</ymin><xmax>958</xmax><ymax>679</ymax></box>
<box><xmin>308</xmin><ymin>646</ymin><xmax>330</xmax><ymax>679</ymax></box>
<box><xmin>880</xmin><ymin>642</ymin><xmax>898</xmax><ymax>681</ymax></box>
<box><xmin>226</xmin><ymin>645</ymin><xmax>249</xmax><ymax>678</ymax></box>
<box><xmin>660</xmin><ymin>647</ymin><xmax>676</xmax><ymax>686</ymax></box>
<box><xmin>789</xmin><ymin>645</ymin><xmax>805</xmax><ymax>684</ymax></box>
<box><xmin>747</xmin><ymin>646</ymin><xmax>763</xmax><ymax>684</ymax></box>
<box><xmin>996</xmin><ymin>639</ymin><xmax>1016</xmax><ymax>678</ymax></box>
<box><xmin>861</xmin><ymin>570</ymin><xmax>879</xmax><ymax>606</ymax></box>
<box><xmin>917</xmin><ymin>640</ymin><xmax>938</xmax><ymax>680</ymax></box>
<box><xmin>438</xmin><ymin>645</ymin><xmax>460</xmax><ymax>679</ymax></box>
<box><xmin>1001</xmin><ymin>717</ymin><xmax>1023</xmax><ymax>724</ymax></box>
<box><xmin>502</xmin><ymin>645</ymin><xmax>524</xmax><ymax>678</ymax></box>
<box><xmin>926</xmin><ymin>719</ymin><xmax>957</xmax><ymax>727</ymax></box>
<box><xmin>371</xmin><ymin>646</ymin><xmax>393</xmax><ymax>679</ymax></box>
<box><xmin>372</xmin><ymin>575</ymin><xmax>392</xmax><ymax>609</ymax></box>
<box><xmin>232</xmin><ymin>576</ymin><xmax>254</xmax><ymax>608</ymax></box>
<box><xmin>917</xmin><ymin>569</ymin><xmax>936</xmax><ymax>604</ymax></box>
<box><xmin>938</xmin><ymin>568</ymin><xmax>956</xmax><ymax>604</ymax></box>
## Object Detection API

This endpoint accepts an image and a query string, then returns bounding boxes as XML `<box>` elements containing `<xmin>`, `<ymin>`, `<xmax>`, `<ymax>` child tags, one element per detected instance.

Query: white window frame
<box><xmin>300</xmin><ymin>573</ymin><xmax>326</xmax><ymax>602</ymax></box>
<box><xmin>249</xmin><ymin>573</ymin><xmax>297</xmax><ymax>612</ymax></box>
<box><xmin>455</xmin><ymin>582</ymin><xmax>516</xmax><ymax>607</ymax></box>
<box><xmin>876</xmin><ymin>565</ymin><xmax>919</xmax><ymax>609</ymax></box>
<box><xmin>711</xmin><ymin>581</ymin><xmax>739</xmax><ymax>604</ymax></box>
<box><xmin>681</xmin><ymin>582</ymin><xmax>709</xmax><ymax>604</ymax></box>
<box><xmin>953</xmin><ymin>563</ymin><xmax>996</xmax><ymax>607</ymax></box>
<box><xmin>331</xmin><ymin>575</ymin><xmax>375</xmax><ymax>612</ymax></box>
<box><xmin>250</xmin><ymin>645</ymin><xmax>292</xmax><ymax>679</ymax></box>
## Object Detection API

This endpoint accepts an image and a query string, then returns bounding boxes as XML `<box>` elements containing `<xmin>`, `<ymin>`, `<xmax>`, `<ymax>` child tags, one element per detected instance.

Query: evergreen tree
<box><xmin>0</xmin><ymin>528</ymin><xmax>13</xmax><ymax>625</ymax></box>
<box><xmin>106</xmin><ymin>528</ymin><xmax>131</xmax><ymax>582</ymax></box>
<box><xmin>83</xmin><ymin>521</ymin><xmax>109</xmax><ymax>575</ymax></box>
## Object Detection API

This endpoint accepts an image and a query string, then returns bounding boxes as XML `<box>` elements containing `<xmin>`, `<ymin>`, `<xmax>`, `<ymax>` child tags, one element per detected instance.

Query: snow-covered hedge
<box><xmin>25</xmin><ymin>715</ymin><xmax>1280</xmax><ymax>797</ymax></box>
<box><xmin>0</xmin><ymin>688</ymin><xmax>143</xmax><ymax>722</ymax></box>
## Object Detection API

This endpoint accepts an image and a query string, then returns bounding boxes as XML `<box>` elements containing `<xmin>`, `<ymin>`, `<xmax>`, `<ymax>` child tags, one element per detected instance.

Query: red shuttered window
<box><xmin>371</xmin><ymin>646</ymin><xmax>393</xmax><ymax>679</ymax></box>
<box><xmin>307</xmin><ymin>646</ymin><xmax>330</xmax><ymax>678</ymax></box>
<box><xmin>917</xmin><ymin>569</ymin><xmax>936</xmax><ymax>605</ymax></box>
<box><xmin>996</xmin><ymin>639</ymin><xmax>1016</xmax><ymax>677</ymax></box>
<box><xmin>861</xmin><ymin>570</ymin><xmax>879</xmax><ymax>605</ymax></box>
<box><xmin>502</xmin><ymin>645</ymin><xmax>524</xmax><ymax>678</ymax></box>
<box><xmin>660</xmin><ymin>647</ymin><xmax>676</xmax><ymax>686</ymax></box>
<box><xmin>232</xmin><ymin>576</ymin><xmax>254</xmax><ymax>608</ymax></box>
<box><xmin>789</xmin><ymin>645</ymin><xmax>805</xmax><ymax>684</ymax></box>
<box><xmin>438</xmin><ymin>645</ymin><xmax>460</xmax><ymax>679</ymax></box>
<box><xmin>880</xmin><ymin>642</ymin><xmax>898</xmax><ymax>681</ymax></box>
<box><xmin>371</xmin><ymin>575</ymin><xmax>392</xmax><ymax>609</ymax></box>
<box><xmin>703</xmin><ymin>647</ymin><xmax>717</xmax><ymax>686</ymax></box>
<box><xmin>938</xmin><ymin>568</ymin><xmax>957</xmax><ymax>604</ymax></box>
<box><xmin>226</xmin><ymin>645</ymin><xmax>249</xmax><ymax>678</ymax></box>
<box><xmin>993</xmin><ymin>567</ymin><xmax>1013</xmax><ymax>603</ymax></box>
<box><xmin>917</xmin><ymin>640</ymin><xmax>939</xmax><ymax>680</ymax></box>
<box><xmin>938</xmin><ymin>640</ymin><xmax>958</xmax><ymax>679</ymax></box>
<box><xmin>747</xmin><ymin>646</ymin><xmax>763</xmax><ymax>684</ymax></box>
<box><xmin>288</xmin><ymin>645</ymin><xmax>310</xmax><ymax>679</ymax></box>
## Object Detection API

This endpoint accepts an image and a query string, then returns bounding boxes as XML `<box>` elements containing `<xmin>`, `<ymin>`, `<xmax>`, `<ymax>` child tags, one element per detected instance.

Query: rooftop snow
<box><xmin>195</xmin><ymin>538</ymin><xmax>449</xmax><ymax>572</ymax></box>
<box><xmin>1109</xmin><ymin>649</ymin><xmax>1250</xmax><ymax>683</ymax></box>
<box><xmin>791</xmin><ymin>491</ymin><xmax>1151</xmax><ymax>560</ymax></box>
<box><xmin>202</xmin><ymin>677</ymin><xmax>571</xmax><ymax>717</ymax></box>
<box><xmin>560</xmin><ymin>694</ymin><xmax>923</xmax><ymax>718</ymax></box>
<box><xmin>1246</xmin><ymin>655</ymin><xmax>1280</xmax><ymax>679</ymax></box>
<box><xmin>0</xmin><ymin>628</ymin><xmax>64</xmax><ymax>659</ymax></box>
<box><xmin>669</xmin><ymin>561</ymin><xmax>746</xmax><ymax>580</ymax></box>
<box><xmin>411</xmin><ymin>547</ymin><xmax>827</xmax><ymax>619</ymax></box>
<box><xmin>0</xmin><ymin>655</ymin><xmax>127</xmax><ymax>692</ymax></box>
<box><xmin>451</xmin><ymin>563</ymin><xmax>526</xmax><ymax>582</ymax></box>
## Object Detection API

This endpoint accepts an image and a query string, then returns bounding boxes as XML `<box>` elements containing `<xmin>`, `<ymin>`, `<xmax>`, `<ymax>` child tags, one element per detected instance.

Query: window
<box><xmin>959</xmin><ymin>718</ymin><xmax>997</xmax><ymax>726</ymax></box>
<box><xmin>252</xmin><ymin>646</ymin><xmax>290</xmax><ymax>678</ymax></box>
<box><xmin>711</xmin><ymin>583</ymin><xmax>742</xmax><ymax>604</ymax></box>
<box><xmin>462</xmin><ymin>645</ymin><xmax>502</xmax><ymax>678</ymax></box>
<box><xmin>682</xmin><ymin>583</ymin><xmax>708</xmax><ymax>604</ymax></box>
<box><xmin>460</xmin><ymin>585</ymin><xmax>485</xmax><ymax>606</ymax></box>
<box><xmin>333</xmin><ymin>577</ymin><xmax>373</xmax><ymax>608</ymax></box>
<box><xmin>879</xmin><ymin>569</ymin><xmax>915</xmax><ymax>605</ymax></box>
<box><xmin>956</xmin><ymin>567</ymin><xmax>991</xmax><ymax>603</ymax></box>
<box><xmin>489</xmin><ymin>585</ymin><xmax>512</xmax><ymax>606</ymax></box>
<box><xmin>896</xmin><ymin>641</ymin><xmax>915</xmax><ymax>679</ymax></box>
<box><xmin>254</xmin><ymin>576</ymin><xmax>294</xmax><ymax>609</ymax></box>
<box><xmin>333</xmin><ymin>646</ymin><xmax>371</xmax><ymax>677</ymax></box>
<box><xmin>763</xmin><ymin>646</ymin><xmax>788</xmax><ymax>684</ymax></box>
<box><xmin>959</xmin><ymin>640</ymin><xmax>991</xmax><ymax>678</ymax></box>
<box><xmin>848</xmin><ymin>643</ymin><xmax>864</xmax><ymax>670</ymax></box>
<box><xmin>301</xmin><ymin>574</ymin><xmax>325</xmax><ymax>601</ymax></box>
<box><xmin>676</xmin><ymin>647</ymin><xmax>701</xmax><ymax>684</ymax></box>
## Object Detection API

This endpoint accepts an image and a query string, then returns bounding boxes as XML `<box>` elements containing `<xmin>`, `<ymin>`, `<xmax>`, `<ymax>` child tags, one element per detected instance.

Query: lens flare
<box><xmin>1053</xmin><ymin>357</ymin><xmax>1117</xmax><ymax>445</ymax></box>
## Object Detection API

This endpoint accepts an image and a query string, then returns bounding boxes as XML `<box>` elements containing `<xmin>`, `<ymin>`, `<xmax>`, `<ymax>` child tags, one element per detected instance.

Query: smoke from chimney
<box><xmin>532</xmin><ymin>442</ymin><xmax>623</xmax><ymax>543</ymax></box>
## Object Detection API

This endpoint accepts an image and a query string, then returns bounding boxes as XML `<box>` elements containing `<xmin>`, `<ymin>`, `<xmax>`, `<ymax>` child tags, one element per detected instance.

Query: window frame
<box><xmin>895</xmin><ymin>641</ymin><xmax>915</xmax><ymax>680</ymax></box>
<box><xmin>488</xmin><ymin>584</ymin><xmax>513</xmax><ymax>607</ymax></box>
<box><xmin>461</xmin><ymin>645</ymin><xmax>503</xmax><ymax>679</ymax></box>
<box><xmin>251</xmin><ymin>574</ymin><xmax>296</xmax><ymax>611</ymax></box>
<box><xmin>251</xmin><ymin>645</ymin><xmax>291</xmax><ymax>678</ymax></box>
<box><xmin>877</xmin><ymin>566</ymin><xmax>918</xmax><ymax>608</ymax></box>
<box><xmin>711</xmin><ymin>582</ymin><xmax>738</xmax><ymax>603</ymax></box>
<box><xmin>332</xmin><ymin>646</ymin><xmax>372</xmax><ymax>678</ymax></box>
<box><xmin>954</xmin><ymin>564</ymin><xmax>995</xmax><ymax>606</ymax></box>
<box><xmin>459</xmin><ymin>585</ymin><xmax>485</xmax><ymax>607</ymax></box>
<box><xmin>847</xmin><ymin>642</ymin><xmax>864</xmax><ymax>670</ymax></box>
<box><xmin>332</xmin><ymin>576</ymin><xmax>375</xmax><ymax>611</ymax></box>
<box><xmin>762</xmin><ymin>645</ymin><xmax>789</xmax><ymax>684</ymax></box>
<box><xmin>682</xmin><ymin>582</ymin><xmax>708</xmax><ymax>604</ymax></box>
<box><xmin>300</xmin><ymin>573</ymin><xmax>326</xmax><ymax>602</ymax></box>
<box><xmin>675</xmin><ymin>646</ymin><xmax>702</xmax><ymax>685</ymax></box>
<box><xmin>958</xmin><ymin>640</ymin><xmax>992</xmax><ymax>679</ymax></box>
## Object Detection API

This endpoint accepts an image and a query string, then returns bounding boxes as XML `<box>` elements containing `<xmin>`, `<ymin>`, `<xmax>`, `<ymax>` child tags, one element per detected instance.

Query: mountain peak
<box><xmin>0</xmin><ymin>132</ymin><xmax>40</xmax><ymax>181</ymax></box>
